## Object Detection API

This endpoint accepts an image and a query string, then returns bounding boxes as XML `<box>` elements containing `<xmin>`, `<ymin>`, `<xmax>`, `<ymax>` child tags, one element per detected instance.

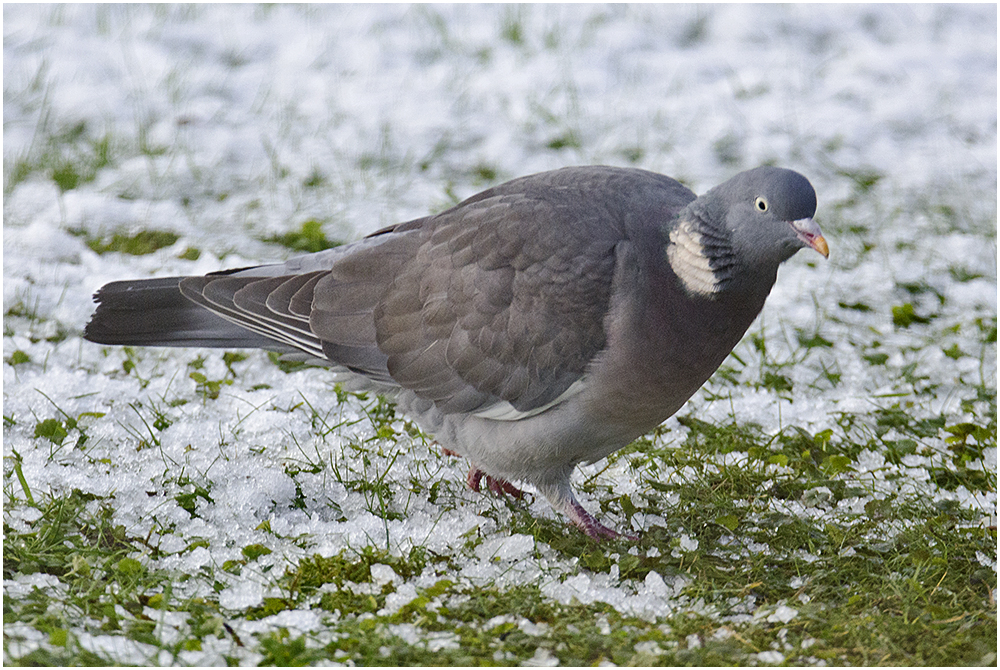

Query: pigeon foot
<box><xmin>467</xmin><ymin>467</ymin><xmax>526</xmax><ymax>499</ymax></box>
<box><xmin>563</xmin><ymin>498</ymin><xmax>639</xmax><ymax>541</ymax></box>
<box><xmin>465</xmin><ymin>466</ymin><xmax>636</xmax><ymax>541</ymax></box>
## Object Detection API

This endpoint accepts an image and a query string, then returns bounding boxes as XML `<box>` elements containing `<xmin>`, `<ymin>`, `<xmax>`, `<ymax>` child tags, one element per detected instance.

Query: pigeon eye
<box><xmin>754</xmin><ymin>197</ymin><xmax>769</xmax><ymax>212</ymax></box>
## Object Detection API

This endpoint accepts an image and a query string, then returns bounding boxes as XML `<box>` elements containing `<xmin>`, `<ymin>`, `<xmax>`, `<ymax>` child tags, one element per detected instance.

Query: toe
<box><xmin>486</xmin><ymin>476</ymin><xmax>526</xmax><ymax>499</ymax></box>
<box><xmin>466</xmin><ymin>467</ymin><xmax>485</xmax><ymax>491</ymax></box>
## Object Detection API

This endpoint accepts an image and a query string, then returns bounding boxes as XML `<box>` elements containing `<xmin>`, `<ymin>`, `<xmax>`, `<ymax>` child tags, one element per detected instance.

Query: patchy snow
<box><xmin>3</xmin><ymin>3</ymin><xmax>996</xmax><ymax>664</ymax></box>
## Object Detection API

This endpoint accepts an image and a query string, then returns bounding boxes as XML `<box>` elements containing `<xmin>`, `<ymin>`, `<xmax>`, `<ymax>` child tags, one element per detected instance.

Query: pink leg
<box><xmin>538</xmin><ymin>478</ymin><xmax>640</xmax><ymax>541</ymax></box>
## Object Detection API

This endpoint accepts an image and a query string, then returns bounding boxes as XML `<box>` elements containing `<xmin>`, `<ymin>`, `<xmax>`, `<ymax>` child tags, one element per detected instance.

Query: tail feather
<box><xmin>84</xmin><ymin>277</ymin><xmax>293</xmax><ymax>351</ymax></box>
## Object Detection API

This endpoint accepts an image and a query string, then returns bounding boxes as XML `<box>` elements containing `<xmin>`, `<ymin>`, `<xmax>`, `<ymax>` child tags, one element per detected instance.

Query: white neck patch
<box><xmin>666</xmin><ymin>220</ymin><xmax>721</xmax><ymax>297</ymax></box>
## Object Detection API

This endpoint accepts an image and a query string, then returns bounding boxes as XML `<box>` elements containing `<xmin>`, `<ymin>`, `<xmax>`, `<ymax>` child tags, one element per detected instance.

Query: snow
<box><xmin>3</xmin><ymin>3</ymin><xmax>996</xmax><ymax>664</ymax></box>
<box><xmin>767</xmin><ymin>605</ymin><xmax>799</xmax><ymax>624</ymax></box>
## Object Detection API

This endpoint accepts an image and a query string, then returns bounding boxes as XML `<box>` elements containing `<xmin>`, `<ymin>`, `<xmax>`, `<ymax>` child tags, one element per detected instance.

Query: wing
<box><xmin>370</xmin><ymin>187</ymin><xmax>622</xmax><ymax>416</ymax></box>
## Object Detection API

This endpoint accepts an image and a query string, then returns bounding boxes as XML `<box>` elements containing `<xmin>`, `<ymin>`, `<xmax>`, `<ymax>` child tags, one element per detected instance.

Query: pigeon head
<box><xmin>714</xmin><ymin>166</ymin><xmax>827</xmax><ymax>268</ymax></box>
<box><xmin>667</xmin><ymin>166</ymin><xmax>827</xmax><ymax>298</ymax></box>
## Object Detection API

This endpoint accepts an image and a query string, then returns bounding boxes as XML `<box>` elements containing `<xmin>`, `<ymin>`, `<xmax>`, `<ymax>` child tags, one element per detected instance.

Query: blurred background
<box><xmin>5</xmin><ymin>4</ymin><xmax>995</xmax><ymax>426</ymax></box>
<box><xmin>5</xmin><ymin>4</ymin><xmax>995</xmax><ymax>250</ymax></box>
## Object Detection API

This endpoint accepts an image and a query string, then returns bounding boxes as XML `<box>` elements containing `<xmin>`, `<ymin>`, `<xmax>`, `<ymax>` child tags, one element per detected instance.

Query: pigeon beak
<box><xmin>791</xmin><ymin>217</ymin><xmax>829</xmax><ymax>258</ymax></box>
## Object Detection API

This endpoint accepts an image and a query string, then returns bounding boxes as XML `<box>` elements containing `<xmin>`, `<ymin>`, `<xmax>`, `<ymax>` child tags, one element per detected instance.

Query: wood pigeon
<box><xmin>85</xmin><ymin>165</ymin><xmax>828</xmax><ymax>539</ymax></box>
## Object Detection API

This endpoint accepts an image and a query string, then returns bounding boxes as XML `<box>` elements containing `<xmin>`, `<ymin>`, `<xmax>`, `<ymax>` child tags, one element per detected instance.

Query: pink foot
<box><xmin>564</xmin><ymin>499</ymin><xmax>639</xmax><ymax>541</ymax></box>
<box><xmin>440</xmin><ymin>445</ymin><xmax>459</xmax><ymax>458</ymax></box>
<box><xmin>486</xmin><ymin>475</ymin><xmax>525</xmax><ymax>499</ymax></box>
<box><xmin>466</xmin><ymin>467</ymin><xmax>525</xmax><ymax>499</ymax></box>
<box><xmin>463</xmin><ymin>464</ymin><xmax>636</xmax><ymax>541</ymax></box>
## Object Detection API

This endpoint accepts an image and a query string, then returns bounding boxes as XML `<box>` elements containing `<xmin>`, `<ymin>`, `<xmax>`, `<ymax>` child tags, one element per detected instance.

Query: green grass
<box><xmin>262</xmin><ymin>219</ymin><xmax>342</xmax><ymax>254</ymax></box>
<box><xmin>4</xmin><ymin>134</ymin><xmax>997</xmax><ymax>667</ymax></box>
<box><xmin>4</xmin><ymin>155</ymin><xmax>996</xmax><ymax>666</ymax></box>
<box><xmin>70</xmin><ymin>228</ymin><xmax>182</xmax><ymax>257</ymax></box>
<box><xmin>4</xmin><ymin>376</ymin><xmax>995</xmax><ymax>665</ymax></box>
<box><xmin>3</xmin><ymin>120</ymin><xmax>114</xmax><ymax>196</ymax></box>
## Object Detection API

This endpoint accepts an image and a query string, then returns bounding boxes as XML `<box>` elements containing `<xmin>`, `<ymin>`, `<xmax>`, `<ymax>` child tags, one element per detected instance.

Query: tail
<box><xmin>84</xmin><ymin>276</ymin><xmax>291</xmax><ymax>351</ymax></box>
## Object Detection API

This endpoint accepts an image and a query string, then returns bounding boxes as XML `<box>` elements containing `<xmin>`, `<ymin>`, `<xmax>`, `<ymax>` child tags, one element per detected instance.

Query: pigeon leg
<box><xmin>468</xmin><ymin>467</ymin><xmax>632</xmax><ymax>540</ymax></box>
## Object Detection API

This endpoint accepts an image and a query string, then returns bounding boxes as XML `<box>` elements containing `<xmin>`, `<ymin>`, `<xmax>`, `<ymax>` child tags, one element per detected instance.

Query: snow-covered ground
<box><xmin>4</xmin><ymin>4</ymin><xmax>996</xmax><ymax>665</ymax></box>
